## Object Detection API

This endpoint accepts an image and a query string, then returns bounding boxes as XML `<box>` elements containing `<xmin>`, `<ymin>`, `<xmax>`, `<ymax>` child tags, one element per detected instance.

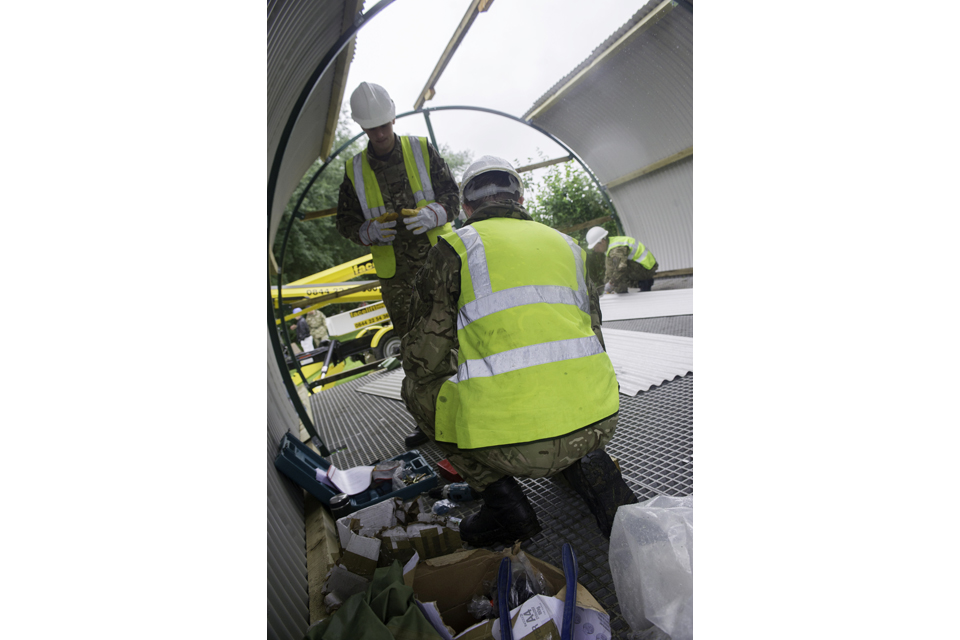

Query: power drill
<box><xmin>428</xmin><ymin>482</ymin><xmax>480</xmax><ymax>503</ymax></box>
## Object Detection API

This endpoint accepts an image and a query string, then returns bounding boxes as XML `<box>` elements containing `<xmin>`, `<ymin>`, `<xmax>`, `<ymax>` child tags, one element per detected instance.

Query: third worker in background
<box><xmin>585</xmin><ymin>226</ymin><xmax>659</xmax><ymax>293</ymax></box>
<box><xmin>400</xmin><ymin>156</ymin><xmax>638</xmax><ymax>547</ymax></box>
<box><xmin>336</xmin><ymin>82</ymin><xmax>461</xmax><ymax>449</ymax></box>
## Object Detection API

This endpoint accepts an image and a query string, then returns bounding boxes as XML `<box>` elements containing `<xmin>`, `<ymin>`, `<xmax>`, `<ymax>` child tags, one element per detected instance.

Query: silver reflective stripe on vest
<box><xmin>352</xmin><ymin>155</ymin><xmax>386</xmax><ymax>220</ymax></box>
<box><xmin>636</xmin><ymin>248</ymin><xmax>649</xmax><ymax>264</ymax></box>
<box><xmin>408</xmin><ymin>137</ymin><xmax>434</xmax><ymax>202</ymax></box>
<box><xmin>458</xmin><ymin>226</ymin><xmax>492</xmax><ymax>297</ymax></box>
<box><xmin>558</xmin><ymin>231</ymin><xmax>590</xmax><ymax>314</ymax></box>
<box><xmin>452</xmin><ymin>336</ymin><xmax>604</xmax><ymax>383</ymax></box>
<box><xmin>458</xmin><ymin>285</ymin><xmax>588</xmax><ymax>330</ymax></box>
<box><xmin>455</xmin><ymin>225</ymin><xmax>590</xmax><ymax>330</ymax></box>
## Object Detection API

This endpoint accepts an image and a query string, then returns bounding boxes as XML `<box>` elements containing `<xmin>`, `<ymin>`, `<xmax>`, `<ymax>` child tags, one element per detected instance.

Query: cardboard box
<box><xmin>322</xmin><ymin>497</ymin><xmax>463</xmax><ymax>612</ymax></box>
<box><xmin>411</xmin><ymin>548</ymin><xmax>608</xmax><ymax>639</ymax></box>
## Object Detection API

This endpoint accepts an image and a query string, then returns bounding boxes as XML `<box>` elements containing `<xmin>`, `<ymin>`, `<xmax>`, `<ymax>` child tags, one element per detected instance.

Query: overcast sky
<box><xmin>343</xmin><ymin>0</ymin><xmax>643</xmax><ymax>181</ymax></box>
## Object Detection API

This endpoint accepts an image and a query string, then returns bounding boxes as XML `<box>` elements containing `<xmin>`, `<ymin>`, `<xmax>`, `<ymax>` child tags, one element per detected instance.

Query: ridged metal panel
<box><xmin>524</xmin><ymin>1</ymin><xmax>693</xmax><ymax>270</ymax></box>
<box><xmin>610</xmin><ymin>155</ymin><xmax>692</xmax><ymax>272</ymax></box>
<box><xmin>356</xmin><ymin>368</ymin><xmax>405</xmax><ymax>401</ymax></box>
<box><xmin>267</xmin><ymin>0</ymin><xmax>353</xmax><ymax>248</ymax></box>
<box><xmin>602</xmin><ymin>329</ymin><xmax>692</xmax><ymax>395</ymax></box>
<box><xmin>268</xmin><ymin>3</ymin><xmax>356</xmax><ymax>635</ymax></box>
<box><xmin>355</xmin><ymin>328</ymin><xmax>692</xmax><ymax>399</ymax></box>
<box><xmin>268</xmin><ymin>330</ymin><xmax>310</xmax><ymax>640</ymax></box>
<box><xmin>599</xmin><ymin>288</ymin><xmax>693</xmax><ymax>322</ymax></box>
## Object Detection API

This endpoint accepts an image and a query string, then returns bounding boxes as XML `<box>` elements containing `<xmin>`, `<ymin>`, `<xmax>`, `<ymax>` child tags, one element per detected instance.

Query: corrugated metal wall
<box><xmin>268</xmin><ymin>1</ymin><xmax>355</xmax><ymax>637</ymax></box>
<box><xmin>526</xmin><ymin>1</ymin><xmax>693</xmax><ymax>271</ymax></box>
<box><xmin>611</xmin><ymin>156</ymin><xmax>692</xmax><ymax>271</ymax></box>
<box><xmin>268</xmin><ymin>332</ymin><xmax>309</xmax><ymax>640</ymax></box>
<box><xmin>268</xmin><ymin>0</ymin><xmax>354</xmax><ymax>249</ymax></box>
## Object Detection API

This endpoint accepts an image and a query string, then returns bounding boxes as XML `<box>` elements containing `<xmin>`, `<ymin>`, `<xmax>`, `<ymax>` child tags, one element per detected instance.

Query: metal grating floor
<box><xmin>308</xmin><ymin>280</ymin><xmax>693</xmax><ymax>639</ymax></box>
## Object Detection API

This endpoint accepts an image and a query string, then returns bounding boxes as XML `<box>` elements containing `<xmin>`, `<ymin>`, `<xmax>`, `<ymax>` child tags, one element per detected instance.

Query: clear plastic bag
<box><xmin>467</xmin><ymin>594</ymin><xmax>495</xmax><ymax>619</ymax></box>
<box><xmin>609</xmin><ymin>495</ymin><xmax>693</xmax><ymax>640</ymax></box>
<box><xmin>487</xmin><ymin>552</ymin><xmax>554</xmax><ymax>618</ymax></box>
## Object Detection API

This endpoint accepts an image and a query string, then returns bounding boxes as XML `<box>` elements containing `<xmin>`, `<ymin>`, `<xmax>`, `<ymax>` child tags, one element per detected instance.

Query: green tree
<box><xmin>522</xmin><ymin>160</ymin><xmax>615</xmax><ymax>246</ymax></box>
<box><xmin>521</xmin><ymin>158</ymin><xmax>618</xmax><ymax>286</ymax></box>
<box><xmin>272</xmin><ymin>111</ymin><xmax>367</xmax><ymax>286</ymax></box>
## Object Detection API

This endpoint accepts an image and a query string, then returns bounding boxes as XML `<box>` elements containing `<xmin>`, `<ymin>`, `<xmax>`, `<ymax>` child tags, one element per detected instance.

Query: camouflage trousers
<box><xmin>610</xmin><ymin>261</ymin><xmax>659</xmax><ymax>294</ymax></box>
<box><xmin>421</xmin><ymin>414</ymin><xmax>619</xmax><ymax>492</ymax></box>
<box><xmin>378</xmin><ymin>270</ymin><xmax>419</xmax><ymax>339</ymax></box>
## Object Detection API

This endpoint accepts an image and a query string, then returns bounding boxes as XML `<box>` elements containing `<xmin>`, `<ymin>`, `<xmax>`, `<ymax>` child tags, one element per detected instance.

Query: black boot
<box><xmin>459</xmin><ymin>476</ymin><xmax>541</xmax><ymax>547</ymax></box>
<box><xmin>404</xmin><ymin>427</ymin><xmax>429</xmax><ymax>449</ymax></box>
<box><xmin>562</xmin><ymin>449</ymin><xmax>639</xmax><ymax>537</ymax></box>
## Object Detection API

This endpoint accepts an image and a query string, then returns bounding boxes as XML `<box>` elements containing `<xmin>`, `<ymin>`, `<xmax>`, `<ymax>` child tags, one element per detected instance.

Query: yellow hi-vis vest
<box><xmin>345</xmin><ymin>136</ymin><xmax>453</xmax><ymax>278</ymax></box>
<box><xmin>607</xmin><ymin>236</ymin><xmax>656</xmax><ymax>269</ymax></box>
<box><xmin>434</xmin><ymin>217</ymin><xmax>620</xmax><ymax>449</ymax></box>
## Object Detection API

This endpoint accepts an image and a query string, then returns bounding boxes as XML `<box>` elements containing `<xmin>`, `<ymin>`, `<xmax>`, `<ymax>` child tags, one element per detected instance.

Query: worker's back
<box><xmin>434</xmin><ymin>215</ymin><xmax>619</xmax><ymax>449</ymax></box>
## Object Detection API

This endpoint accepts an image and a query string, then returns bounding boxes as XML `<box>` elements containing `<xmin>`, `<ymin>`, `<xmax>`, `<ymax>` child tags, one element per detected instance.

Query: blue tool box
<box><xmin>274</xmin><ymin>432</ymin><xmax>438</xmax><ymax>516</ymax></box>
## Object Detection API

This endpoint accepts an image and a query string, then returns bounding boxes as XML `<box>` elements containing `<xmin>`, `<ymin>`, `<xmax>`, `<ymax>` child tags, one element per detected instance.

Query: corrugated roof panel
<box><xmin>268</xmin><ymin>330</ymin><xmax>309</xmax><ymax>640</ymax></box>
<box><xmin>355</xmin><ymin>329</ymin><xmax>692</xmax><ymax>400</ymax></box>
<box><xmin>268</xmin><ymin>0</ymin><xmax>355</xmax><ymax>246</ymax></box>
<box><xmin>356</xmin><ymin>368</ymin><xmax>405</xmax><ymax>401</ymax></box>
<box><xmin>602</xmin><ymin>329</ymin><xmax>692</xmax><ymax>396</ymax></box>
<box><xmin>599</xmin><ymin>288</ymin><xmax>693</xmax><ymax>321</ymax></box>
<box><xmin>610</xmin><ymin>155</ymin><xmax>693</xmax><ymax>271</ymax></box>
<box><xmin>524</xmin><ymin>1</ymin><xmax>693</xmax><ymax>270</ymax></box>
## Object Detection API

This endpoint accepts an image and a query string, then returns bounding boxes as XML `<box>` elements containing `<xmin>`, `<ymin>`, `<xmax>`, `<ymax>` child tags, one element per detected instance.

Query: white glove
<box><xmin>359</xmin><ymin>218</ymin><xmax>397</xmax><ymax>245</ymax></box>
<box><xmin>403</xmin><ymin>203</ymin><xmax>447</xmax><ymax>235</ymax></box>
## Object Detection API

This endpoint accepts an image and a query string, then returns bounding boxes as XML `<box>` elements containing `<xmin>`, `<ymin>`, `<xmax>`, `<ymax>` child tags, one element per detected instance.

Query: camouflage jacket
<box><xmin>336</xmin><ymin>135</ymin><xmax>461</xmax><ymax>278</ymax></box>
<box><xmin>400</xmin><ymin>200</ymin><xmax>607</xmax><ymax>427</ymax></box>
<box><xmin>305</xmin><ymin>309</ymin><xmax>329</xmax><ymax>342</ymax></box>
<box><xmin>604</xmin><ymin>244</ymin><xmax>657</xmax><ymax>292</ymax></box>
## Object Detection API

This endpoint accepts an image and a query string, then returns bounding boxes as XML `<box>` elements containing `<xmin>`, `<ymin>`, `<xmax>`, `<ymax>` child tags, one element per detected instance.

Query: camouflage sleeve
<box><xmin>400</xmin><ymin>240</ymin><xmax>461</xmax><ymax>430</ymax></box>
<box><xmin>586</xmin><ymin>261</ymin><xmax>606</xmax><ymax>351</ymax></box>
<box><xmin>335</xmin><ymin>164</ymin><xmax>367</xmax><ymax>246</ymax></box>
<box><xmin>427</xmin><ymin>142</ymin><xmax>461</xmax><ymax>223</ymax></box>
<box><xmin>604</xmin><ymin>246</ymin><xmax>633</xmax><ymax>291</ymax></box>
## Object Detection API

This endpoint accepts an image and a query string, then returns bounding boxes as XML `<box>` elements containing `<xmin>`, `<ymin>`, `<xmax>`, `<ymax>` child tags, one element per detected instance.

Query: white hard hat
<box><xmin>585</xmin><ymin>227</ymin><xmax>609</xmax><ymax>250</ymax></box>
<box><xmin>350</xmin><ymin>82</ymin><xmax>395</xmax><ymax>129</ymax></box>
<box><xmin>460</xmin><ymin>155</ymin><xmax>524</xmax><ymax>207</ymax></box>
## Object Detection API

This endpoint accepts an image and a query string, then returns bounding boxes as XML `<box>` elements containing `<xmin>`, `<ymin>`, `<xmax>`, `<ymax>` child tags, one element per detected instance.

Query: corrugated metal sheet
<box><xmin>524</xmin><ymin>0</ymin><xmax>693</xmax><ymax>270</ymax></box>
<box><xmin>356</xmin><ymin>368</ymin><xmax>405</xmax><ymax>401</ymax></box>
<box><xmin>268</xmin><ymin>0</ymin><xmax>356</xmax><ymax>248</ymax></box>
<box><xmin>267</xmin><ymin>332</ymin><xmax>309</xmax><ymax>640</ymax></box>
<box><xmin>355</xmin><ymin>328</ymin><xmax>692</xmax><ymax>400</ymax></box>
<box><xmin>611</xmin><ymin>155</ymin><xmax>692</xmax><ymax>271</ymax></box>
<box><xmin>599</xmin><ymin>288</ymin><xmax>693</xmax><ymax>321</ymax></box>
<box><xmin>602</xmin><ymin>328</ymin><xmax>692</xmax><ymax>395</ymax></box>
<box><xmin>268</xmin><ymin>2</ymin><xmax>356</xmax><ymax>637</ymax></box>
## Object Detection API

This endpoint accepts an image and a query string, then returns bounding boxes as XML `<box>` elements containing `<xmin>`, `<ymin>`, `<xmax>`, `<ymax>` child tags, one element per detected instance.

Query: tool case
<box><xmin>274</xmin><ymin>432</ymin><xmax>438</xmax><ymax>515</ymax></box>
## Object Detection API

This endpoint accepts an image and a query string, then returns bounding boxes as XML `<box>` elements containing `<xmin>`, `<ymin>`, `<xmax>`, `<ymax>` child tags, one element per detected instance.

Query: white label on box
<box><xmin>492</xmin><ymin>595</ymin><xmax>611</xmax><ymax>640</ymax></box>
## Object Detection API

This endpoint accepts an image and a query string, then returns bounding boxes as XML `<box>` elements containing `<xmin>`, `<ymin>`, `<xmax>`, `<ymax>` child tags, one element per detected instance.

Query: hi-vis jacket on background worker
<box><xmin>400</xmin><ymin>156</ymin><xmax>637</xmax><ymax>548</ymax></box>
<box><xmin>336</xmin><ymin>81</ymin><xmax>461</xmax><ymax>449</ymax></box>
<box><xmin>585</xmin><ymin>226</ymin><xmax>659</xmax><ymax>293</ymax></box>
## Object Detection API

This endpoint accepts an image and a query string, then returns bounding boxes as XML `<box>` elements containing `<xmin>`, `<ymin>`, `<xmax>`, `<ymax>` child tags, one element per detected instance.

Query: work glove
<box><xmin>359</xmin><ymin>218</ymin><xmax>397</xmax><ymax>245</ymax></box>
<box><xmin>403</xmin><ymin>203</ymin><xmax>447</xmax><ymax>235</ymax></box>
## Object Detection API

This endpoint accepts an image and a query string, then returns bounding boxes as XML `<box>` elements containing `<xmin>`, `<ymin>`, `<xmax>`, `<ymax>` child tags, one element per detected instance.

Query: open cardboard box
<box><xmin>324</xmin><ymin>498</ymin><xmax>609</xmax><ymax>639</ymax></box>
<box><xmin>412</xmin><ymin>547</ymin><xmax>609</xmax><ymax>640</ymax></box>
<box><xmin>323</xmin><ymin>496</ymin><xmax>463</xmax><ymax>610</ymax></box>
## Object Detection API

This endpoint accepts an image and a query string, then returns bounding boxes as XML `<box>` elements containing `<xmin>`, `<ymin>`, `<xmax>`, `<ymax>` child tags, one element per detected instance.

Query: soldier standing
<box><xmin>305</xmin><ymin>309</ymin><xmax>329</xmax><ymax>345</ymax></box>
<box><xmin>400</xmin><ymin>156</ymin><xmax>638</xmax><ymax>547</ymax></box>
<box><xmin>585</xmin><ymin>226</ymin><xmax>659</xmax><ymax>293</ymax></box>
<box><xmin>335</xmin><ymin>82</ymin><xmax>461</xmax><ymax>449</ymax></box>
